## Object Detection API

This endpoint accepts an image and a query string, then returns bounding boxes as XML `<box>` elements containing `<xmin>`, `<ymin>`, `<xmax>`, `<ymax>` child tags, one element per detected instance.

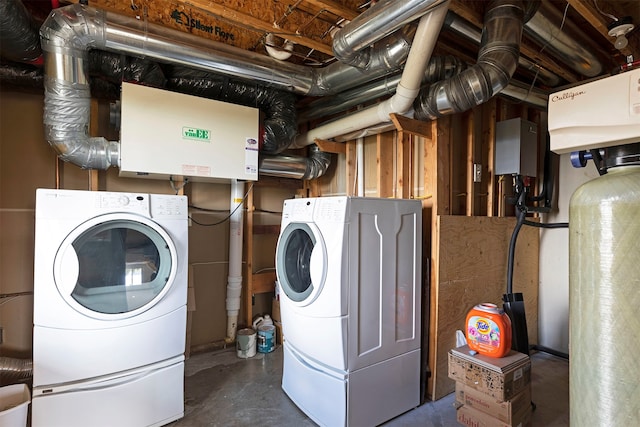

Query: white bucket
<box><xmin>236</xmin><ymin>328</ymin><xmax>257</xmax><ymax>358</ymax></box>
<box><xmin>0</xmin><ymin>384</ymin><xmax>30</xmax><ymax>427</ymax></box>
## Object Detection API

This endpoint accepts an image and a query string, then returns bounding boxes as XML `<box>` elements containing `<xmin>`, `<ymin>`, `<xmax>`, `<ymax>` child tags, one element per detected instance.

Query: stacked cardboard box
<box><xmin>449</xmin><ymin>345</ymin><xmax>532</xmax><ymax>427</ymax></box>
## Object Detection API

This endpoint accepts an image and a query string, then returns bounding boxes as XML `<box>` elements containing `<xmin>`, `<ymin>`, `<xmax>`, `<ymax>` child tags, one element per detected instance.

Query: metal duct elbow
<box><xmin>332</xmin><ymin>0</ymin><xmax>448</xmax><ymax>67</ymax></box>
<box><xmin>0</xmin><ymin>357</ymin><xmax>33</xmax><ymax>381</ymax></box>
<box><xmin>259</xmin><ymin>145</ymin><xmax>332</xmax><ymax>180</ymax></box>
<box><xmin>0</xmin><ymin>0</ymin><xmax>43</xmax><ymax>65</ymax></box>
<box><xmin>414</xmin><ymin>0</ymin><xmax>525</xmax><ymax>120</ymax></box>
<box><xmin>40</xmin><ymin>4</ymin><xmax>119</xmax><ymax>169</ymax></box>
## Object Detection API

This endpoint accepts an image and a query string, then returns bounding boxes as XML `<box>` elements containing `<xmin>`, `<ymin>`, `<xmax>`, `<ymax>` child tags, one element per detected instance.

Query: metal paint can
<box><xmin>236</xmin><ymin>328</ymin><xmax>256</xmax><ymax>358</ymax></box>
<box><xmin>257</xmin><ymin>325</ymin><xmax>275</xmax><ymax>353</ymax></box>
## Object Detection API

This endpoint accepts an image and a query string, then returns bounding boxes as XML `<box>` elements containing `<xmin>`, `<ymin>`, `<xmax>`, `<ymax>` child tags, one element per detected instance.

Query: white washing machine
<box><xmin>275</xmin><ymin>196</ymin><xmax>422</xmax><ymax>427</ymax></box>
<box><xmin>32</xmin><ymin>188</ymin><xmax>188</xmax><ymax>427</ymax></box>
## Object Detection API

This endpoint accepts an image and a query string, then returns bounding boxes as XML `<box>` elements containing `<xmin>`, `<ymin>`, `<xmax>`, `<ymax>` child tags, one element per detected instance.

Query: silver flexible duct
<box><xmin>414</xmin><ymin>0</ymin><xmax>525</xmax><ymax>120</ymax></box>
<box><xmin>0</xmin><ymin>357</ymin><xmax>33</xmax><ymax>381</ymax></box>
<box><xmin>39</xmin><ymin>2</ymin><xmax>445</xmax><ymax>172</ymax></box>
<box><xmin>259</xmin><ymin>145</ymin><xmax>332</xmax><ymax>180</ymax></box>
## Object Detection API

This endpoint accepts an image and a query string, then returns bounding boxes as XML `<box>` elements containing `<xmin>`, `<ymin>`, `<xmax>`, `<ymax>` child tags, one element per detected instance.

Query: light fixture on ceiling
<box><xmin>608</xmin><ymin>16</ymin><xmax>634</xmax><ymax>50</ymax></box>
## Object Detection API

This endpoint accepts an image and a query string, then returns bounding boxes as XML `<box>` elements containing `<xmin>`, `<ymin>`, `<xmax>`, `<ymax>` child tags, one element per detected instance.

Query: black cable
<box><xmin>189</xmin><ymin>214</ymin><xmax>238</xmax><ymax>227</ymax></box>
<box><xmin>522</xmin><ymin>219</ymin><xmax>568</xmax><ymax>229</ymax></box>
<box><xmin>189</xmin><ymin>183</ymin><xmax>254</xmax><ymax>226</ymax></box>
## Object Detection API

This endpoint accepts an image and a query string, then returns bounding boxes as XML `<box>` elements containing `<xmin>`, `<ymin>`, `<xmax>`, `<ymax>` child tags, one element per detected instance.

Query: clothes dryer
<box><xmin>276</xmin><ymin>196</ymin><xmax>422</xmax><ymax>427</ymax></box>
<box><xmin>32</xmin><ymin>189</ymin><xmax>188</xmax><ymax>427</ymax></box>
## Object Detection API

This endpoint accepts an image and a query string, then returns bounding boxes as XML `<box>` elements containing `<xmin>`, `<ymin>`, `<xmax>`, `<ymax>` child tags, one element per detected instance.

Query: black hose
<box><xmin>531</xmin><ymin>344</ymin><xmax>569</xmax><ymax>360</ymax></box>
<box><xmin>506</xmin><ymin>176</ymin><xmax>527</xmax><ymax>295</ymax></box>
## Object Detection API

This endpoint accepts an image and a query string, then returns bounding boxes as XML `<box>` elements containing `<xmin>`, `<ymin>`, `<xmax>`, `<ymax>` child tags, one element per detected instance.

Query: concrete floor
<box><xmin>170</xmin><ymin>345</ymin><xmax>569</xmax><ymax>426</ymax></box>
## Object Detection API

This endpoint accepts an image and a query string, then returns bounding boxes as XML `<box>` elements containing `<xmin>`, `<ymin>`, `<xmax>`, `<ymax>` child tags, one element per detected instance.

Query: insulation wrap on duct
<box><xmin>569</xmin><ymin>156</ymin><xmax>640</xmax><ymax>425</ymax></box>
<box><xmin>43</xmin><ymin>76</ymin><xmax>119</xmax><ymax>169</ymax></box>
<box><xmin>0</xmin><ymin>0</ymin><xmax>42</xmax><ymax>64</ymax></box>
<box><xmin>89</xmin><ymin>52</ymin><xmax>166</xmax><ymax>88</ymax></box>
<box><xmin>40</xmin><ymin>5</ymin><xmax>119</xmax><ymax>169</ymax></box>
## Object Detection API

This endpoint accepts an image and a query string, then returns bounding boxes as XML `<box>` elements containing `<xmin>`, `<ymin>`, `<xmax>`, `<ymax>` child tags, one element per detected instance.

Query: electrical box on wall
<box><xmin>119</xmin><ymin>82</ymin><xmax>259</xmax><ymax>182</ymax></box>
<box><xmin>495</xmin><ymin>118</ymin><xmax>538</xmax><ymax>177</ymax></box>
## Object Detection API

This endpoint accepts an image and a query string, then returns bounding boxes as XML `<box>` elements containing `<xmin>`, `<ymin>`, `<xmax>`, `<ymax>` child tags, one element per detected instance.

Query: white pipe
<box><xmin>292</xmin><ymin>1</ymin><xmax>450</xmax><ymax>148</ymax></box>
<box><xmin>356</xmin><ymin>137</ymin><xmax>364</xmax><ymax>196</ymax></box>
<box><xmin>265</xmin><ymin>30</ymin><xmax>294</xmax><ymax>61</ymax></box>
<box><xmin>225</xmin><ymin>180</ymin><xmax>245</xmax><ymax>342</ymax></box>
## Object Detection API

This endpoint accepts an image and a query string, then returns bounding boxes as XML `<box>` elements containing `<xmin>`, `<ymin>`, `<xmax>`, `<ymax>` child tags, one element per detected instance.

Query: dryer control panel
<box><xmin>97</xmin><ymin>193</ymin><xmax>148</xmax><ymax>211</ymax></box>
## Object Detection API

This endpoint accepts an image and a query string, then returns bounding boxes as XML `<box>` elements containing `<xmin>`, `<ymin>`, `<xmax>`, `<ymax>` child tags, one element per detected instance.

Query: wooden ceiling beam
<box><xmin>303</xmin><ymin>0</ymin><xmax>359</xmax><ymax>21</ymax></box>
<box><xmin>566</xmin><ymin>0</ymin><xmax>639</xmax><ymax>59</ymax></box>
<box><xmin>182</xmin><ymin>0</ymin><xmax>335</xmax><ymax>55</ymax></box>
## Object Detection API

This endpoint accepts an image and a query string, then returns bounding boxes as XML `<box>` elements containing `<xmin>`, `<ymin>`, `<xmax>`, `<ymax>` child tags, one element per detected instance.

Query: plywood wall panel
<box><xmin>428</xmin><ymin>215</ymin><xmax>539</xmax><ymax>401</ymax></box>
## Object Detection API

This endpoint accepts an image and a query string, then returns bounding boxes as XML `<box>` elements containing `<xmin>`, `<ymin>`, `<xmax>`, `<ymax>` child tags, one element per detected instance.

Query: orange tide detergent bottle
<box><xmin>465</xmin><ymin>303</ymin><xmax>512</xmax><ymax>358</ymax></box>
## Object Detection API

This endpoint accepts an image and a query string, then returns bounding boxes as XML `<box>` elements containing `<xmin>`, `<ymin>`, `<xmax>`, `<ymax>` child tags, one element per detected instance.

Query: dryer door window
<box><xmin>276</xmin><ymin>222</ymin><xmax>326</xmax><ymax>305</ymax></box>
<box><xmin>55</xmin><ymin>215</ymin><xmax>177</xmax><ymax>319</ymax></box>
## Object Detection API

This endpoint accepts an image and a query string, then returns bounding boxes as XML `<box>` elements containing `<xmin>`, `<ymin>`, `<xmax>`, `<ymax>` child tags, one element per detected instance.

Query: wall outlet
<box><xmin>473</xmin><ymin>164</ymin><xmax>482</xmax><ymax>183</ymax></box>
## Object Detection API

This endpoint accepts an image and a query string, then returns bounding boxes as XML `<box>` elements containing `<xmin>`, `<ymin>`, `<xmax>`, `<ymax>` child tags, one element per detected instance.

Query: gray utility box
<box><xmin>495</xmin><ymin>118</ymin><xmax>538</xmax><ymax>177</ymax></box>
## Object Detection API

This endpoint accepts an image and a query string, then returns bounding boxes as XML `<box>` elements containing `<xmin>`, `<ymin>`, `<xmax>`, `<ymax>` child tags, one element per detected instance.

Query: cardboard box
<box><xmin>274</xmin><ymin>321</ymin><xmax>284</xmax><ymax>345</ymax></box>
<box><xmin>455</xmin><ymin>382</ymin><xmax>531</xmax><ymax>424</ymax></box>
<box><xmin>448</xmin><ymin>345</ymin><xmax>531</xmax><ymax>401</ymax></box>
<box><xmin>271</xmin><ymin>297</ymin><xmax>281</xmax><ymax>322</ymax></box>
<box><xmin>457</xmin><ymin>404</ymin><xmax>531</xmax><ymax>427</ymax></box>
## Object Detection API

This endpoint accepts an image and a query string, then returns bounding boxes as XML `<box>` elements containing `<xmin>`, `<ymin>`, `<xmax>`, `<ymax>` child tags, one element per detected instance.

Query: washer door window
<box><xmin>276</xmin><ymin>222</ymin><xmax>326</xmax><ymax>306</ymax></box>
<box><xmin>54</xmin><ymin>213</ymin><xmax>177</xmax><ymax>319</ymax></box>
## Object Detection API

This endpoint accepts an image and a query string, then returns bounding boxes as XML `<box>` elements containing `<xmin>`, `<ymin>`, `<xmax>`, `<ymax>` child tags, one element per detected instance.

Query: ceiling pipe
<box><xmin>38</xmin><ymin>1</ymin><xmax>453</xmax><ymax>171</ymax></box>
<box><xmin>265</xmin><ymin>27</ymin><xmax>294</xmax><ymax>61</ymax></box>
<box><xmin>443</xmin><ymin>10</ymin><xmax>561</xmax><ymax>87</ymax></box>
<box><xmin>333</xmin><ymin>0</ymin><xmax>450</xmax><ymax>68</ymax></box>
<box><xmin>414</xmin><ymin>0</ymin><xmax>526</xmax><ymax>120</ymax></box>
<box><xmin>293</xmin><ymin>1</ymin><xmax>451</xmax><ymax>148</ymax></box>
<box><xmin>258</xmin><ymin>145</ymin><xmax>332</xmax><ymax>180</ymax></box>
<box><xmin>524</xmin><ymin>1</ymin><xmax>604</xmax><ymax>78</ymax></box>
<box><xmin>299</xmin><ymin>55</ymin><xmax>467</xmax><ymax>122</ymax></box>
<box><xmin>499</xmin><ymin>81</ymin><xmax>548</xmax><ymax>108</ymax></box>
<box><xmin>299</xmin><ymin>56</ymin><xmax>548</xmax><ymax>124</ymax></box>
